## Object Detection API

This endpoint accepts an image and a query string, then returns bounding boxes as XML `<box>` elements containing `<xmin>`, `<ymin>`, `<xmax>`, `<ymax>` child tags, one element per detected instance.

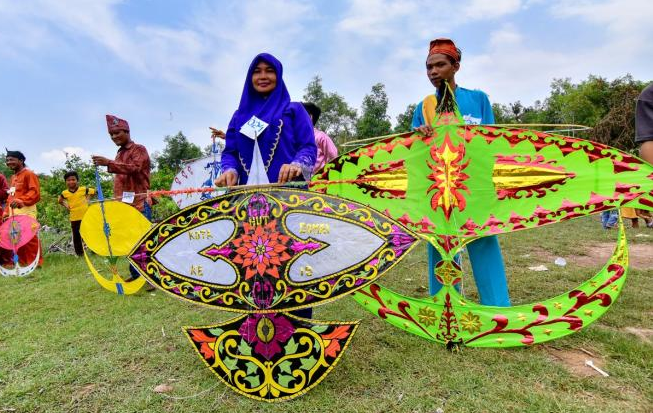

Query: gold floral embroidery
<box><xmin>459</xmin><ymin>311</ymin><xmax>481</xmax><ymax>334</ymax></box>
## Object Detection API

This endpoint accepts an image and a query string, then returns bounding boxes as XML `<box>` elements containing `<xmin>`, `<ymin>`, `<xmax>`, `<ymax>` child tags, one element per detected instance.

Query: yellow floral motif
<box><xmin>418</xmin><ymin>307</ymin><xmax>437</xmax><ymax>327</ymax></box>
<box><xmin>434</xmin><ymin>261</ymin><xmax>460</xmax><ymax>286</ymax></box>
<box><xmin>459</xmin><ymin>311</ymin><xmax>482</xmax><ymax>334</ymax></box>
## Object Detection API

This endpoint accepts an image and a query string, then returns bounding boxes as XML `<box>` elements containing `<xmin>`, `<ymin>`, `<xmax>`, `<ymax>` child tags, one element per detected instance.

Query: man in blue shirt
<box><xmin>412</xmin><ymin>38</ymin><xmax>511</xmax><ymax>307</ymax></box>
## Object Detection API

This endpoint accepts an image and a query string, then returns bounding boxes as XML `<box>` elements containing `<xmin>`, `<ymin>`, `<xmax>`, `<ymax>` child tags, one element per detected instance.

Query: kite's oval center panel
<box><xmin>283</xmin><ymin>212</ymin><xmax>385</xmax><ymax>283</ymax></box>
<box><xmin>153</xmin><ymin>218</ymin><xmax>238</xmax><ymax>285</ymax></box>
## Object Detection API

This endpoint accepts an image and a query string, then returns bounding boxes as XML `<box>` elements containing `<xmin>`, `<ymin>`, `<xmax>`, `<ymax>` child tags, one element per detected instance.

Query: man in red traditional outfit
<box><xmin>92</xmin><ymin>115</ymin><xmax>154</xmax><ymax>289</ymax></box>
<box><xmin>1</xmin><ymin>150</ymin><xmax>43</xmax><ymax>267</ymax></box>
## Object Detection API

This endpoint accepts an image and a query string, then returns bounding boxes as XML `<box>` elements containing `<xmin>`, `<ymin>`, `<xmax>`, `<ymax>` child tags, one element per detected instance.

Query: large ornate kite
<box><xmin>128</xmin><ymin>187</ymin><xmax>418</xmax><ymax>401</ymax></box>
<box><xmin>312</xmin><ymin>94</ymin><xmax>652</xmax><ymax>347</ymax></box>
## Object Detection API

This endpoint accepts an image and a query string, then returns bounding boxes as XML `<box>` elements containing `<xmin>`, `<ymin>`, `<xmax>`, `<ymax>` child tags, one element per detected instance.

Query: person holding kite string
<box><xmin>0</xmin><ymin>150</ymin><xmax>43</xmax><ymax>268</ymax></box>
<box><xmin>92</xmin><ymin>115</ymin><xmax>152</xmax><ymax>217</ymax></box>
<box><xmin>215</xmin><ymin>53</ymin><xmax>317</xmax><ymax>187</ymax></box>
<box><xmin>92</xmin><ymin>115</ymin><xmax>155</xmax><ymax>289</ymax></box>
<box><xmin>412</xmin><ymin>38</ymin><xmax>510</xmax><ymax>307</ymax></box>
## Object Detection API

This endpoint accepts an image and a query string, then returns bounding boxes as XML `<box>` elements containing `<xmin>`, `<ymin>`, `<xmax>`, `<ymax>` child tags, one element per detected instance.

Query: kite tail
<box><xmin>436</xmin><ymin>80</ymin><xmax>458</xmax><ymax>115</ymax></box>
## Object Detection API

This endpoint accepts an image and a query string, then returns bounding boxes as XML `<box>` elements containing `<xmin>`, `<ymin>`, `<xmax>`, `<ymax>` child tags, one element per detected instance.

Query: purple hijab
<box><xmin>221</xmin><ymin>53</ymin><xmax>316</xmax><ymax>184</ymax></box>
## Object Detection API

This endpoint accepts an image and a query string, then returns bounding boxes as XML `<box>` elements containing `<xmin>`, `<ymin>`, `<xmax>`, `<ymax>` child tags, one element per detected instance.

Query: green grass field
<box><xmin>0</xmin><ymin>216</ymin><xmax>651</xmax><ymax>412</ymax></box>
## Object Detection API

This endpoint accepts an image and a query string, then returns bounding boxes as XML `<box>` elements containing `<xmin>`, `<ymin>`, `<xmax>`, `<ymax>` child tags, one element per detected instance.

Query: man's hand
<box><xmin>414</xmin><ymin>125</ymin><xmax>433</xmax><ymax>136</ymax></box>
<box><xmin>210</xmin><ymin>127</ymin><xmax>226</xmax><ymax>139</ymax></box>
<box><xmin>92</xmin><ymin>155</ymin><xmax>110</xmax><ymax>167</ymax></box>
<box><xmin>278</xmin><ymin>163</ymin><xmax>302</xmax><ymax>184</ymax></box>
<box><xmin>214</xmin><ymin>170</ymin><xmax>238</xmax><ymax>187</ymax></box>
<box><xmin>10</xmin><ymin>199</ymin><xmax>25</xmax><ymax>208</ymax></box>
<box><xmin>640</xmin><ymin>141</ymin><xmax>653</xmax><ymax>164</ymax></box>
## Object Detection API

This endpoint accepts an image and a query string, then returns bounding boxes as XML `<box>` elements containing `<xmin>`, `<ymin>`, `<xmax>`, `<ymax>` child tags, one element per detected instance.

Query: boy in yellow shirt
<box><xmin>58</xmin><ymin>171</ymin><xmax>95</xmax><ymax>256</ymax></box>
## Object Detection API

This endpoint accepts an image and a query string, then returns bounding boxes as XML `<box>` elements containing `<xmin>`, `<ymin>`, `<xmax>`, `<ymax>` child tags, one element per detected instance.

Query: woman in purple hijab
<box><xmin>216</xmin><ymin>53</ymin><xmax>317</xmax><ymax>186</ymax></box>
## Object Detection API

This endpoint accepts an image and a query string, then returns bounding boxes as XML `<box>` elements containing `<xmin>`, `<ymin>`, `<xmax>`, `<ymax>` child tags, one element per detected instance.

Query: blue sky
<box><xmin>1</xmin><ymin>0</ymin><xmax>651</xmax><ymax>174</ymax></box>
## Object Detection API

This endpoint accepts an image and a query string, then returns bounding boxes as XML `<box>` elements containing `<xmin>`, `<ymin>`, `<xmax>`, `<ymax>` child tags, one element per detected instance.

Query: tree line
<box><xmin>17</xmin><ymin>73</ymin><xmax>649</xmax><ymax>230</ymax></box>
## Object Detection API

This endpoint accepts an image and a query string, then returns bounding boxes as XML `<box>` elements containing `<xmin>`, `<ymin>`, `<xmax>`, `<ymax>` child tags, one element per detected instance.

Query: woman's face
<box><xmin>252</xmin><ymin>61</ymin><xmax>277</xmax><ymax>95</ymax></box>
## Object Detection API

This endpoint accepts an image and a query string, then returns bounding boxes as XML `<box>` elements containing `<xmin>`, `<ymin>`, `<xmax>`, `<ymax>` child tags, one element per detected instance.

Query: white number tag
<box><xmin>121</xmin><ymin>191</ymin><xmax>135</xmax><ymax>204</ymax></box>
<box><xmin>239</xmin><ymin>116</ymin><xmax>269</xmax><ymax>140</ymax></box>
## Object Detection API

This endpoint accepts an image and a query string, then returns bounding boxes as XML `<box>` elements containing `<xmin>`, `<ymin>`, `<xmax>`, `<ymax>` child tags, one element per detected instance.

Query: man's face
<box><xmin>251</xmin><ymin>61</ymin><xmax>277</xmax><ymax>95</ymax></box>
<box><xmin>110</xmin><ymin>129</ymin><xmax>130</xmax><ymax>146</ymax></box>
<box><xmin>66</xmin><ymin>176</ymin><xmax>78</xmax><ymax>190</ymax></box>
<box><xmin>426</xmin><ymin>54</ymin><xmax>460</xmax><ymax>88</ymax></box>
<box><xmin>5</xmin><ymin>156</ymin><xmax>23</xmax><ymax>172</ymax></box>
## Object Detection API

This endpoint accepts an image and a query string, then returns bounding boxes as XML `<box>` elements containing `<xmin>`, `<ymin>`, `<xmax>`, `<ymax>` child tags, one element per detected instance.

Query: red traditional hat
<box><xmin>106</xmin><ymin>114</ymin><xmax>129</xmax><ymax>133</ymax></box>
<box><xmin>428</xmin><ymin>38</ymin><xmax>461</xmax><ymax>62</ymax></box>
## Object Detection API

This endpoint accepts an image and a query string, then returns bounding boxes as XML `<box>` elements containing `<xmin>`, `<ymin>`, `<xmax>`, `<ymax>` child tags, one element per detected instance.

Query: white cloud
<box><xmin>40</xmin><ymin>147</ymin><xmax>94</xmax><ymax>171</ymax></box>
<box><xmin>488</xmin><ymin>24</ymin><xmax>522</xmax><ymax>48</ymax></box>
<box><xmin>3</xmin><ymin>0</ymin><xmax>653</xmax><ymax>174</ymax></box>
<box><xmin>337</xmin><ymin>0</ymin><xmax>419</xmax><ymax>38</ymax></box>
<box><xmin>464</xmin><ymin>0</ymin><xmax>522</xmax><ymax>19</ymax></box>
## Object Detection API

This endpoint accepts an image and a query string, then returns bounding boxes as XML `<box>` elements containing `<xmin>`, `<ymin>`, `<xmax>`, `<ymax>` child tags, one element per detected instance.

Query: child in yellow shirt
<box><xmin>58</xmin><ymin>171</ymin><xmax>95</xmax><ymax>256</ymax></box>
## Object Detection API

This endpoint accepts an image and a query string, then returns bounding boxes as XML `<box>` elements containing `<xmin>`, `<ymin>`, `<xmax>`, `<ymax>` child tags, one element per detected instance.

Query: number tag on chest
<box><xmin>239</xmin><ymin>116</ymin><xmax>268</xmax><ymax>140</ymax></box>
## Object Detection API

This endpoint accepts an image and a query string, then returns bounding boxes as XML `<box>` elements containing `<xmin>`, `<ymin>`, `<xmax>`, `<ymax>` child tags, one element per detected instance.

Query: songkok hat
<box><xmin>5</xmin><ymin>149</ymin><xmax>26</xmax><ymax>162</ymax></box>
<box><xmin>106</xmin><ymin>114</ymin><xmax>130</xmax><ymax>133</ymax></box>
<box><xmin>428</xmin><ymin>38</ymin><xmax>462</xmax><ymax>62</ymax></box>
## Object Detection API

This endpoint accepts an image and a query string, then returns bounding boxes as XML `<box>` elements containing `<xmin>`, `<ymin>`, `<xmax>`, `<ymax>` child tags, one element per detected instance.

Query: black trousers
<box><xmin>70</xmin><ymin>220</ymin><xmax>84</xmax><ymax>256</ymax></box>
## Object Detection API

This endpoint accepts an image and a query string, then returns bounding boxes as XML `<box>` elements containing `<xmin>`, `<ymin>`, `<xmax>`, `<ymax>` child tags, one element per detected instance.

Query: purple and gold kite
<box><xmin>128</xmin><ymin>188</ymin><xmax>417</xmax><ymax>401</ymax></box>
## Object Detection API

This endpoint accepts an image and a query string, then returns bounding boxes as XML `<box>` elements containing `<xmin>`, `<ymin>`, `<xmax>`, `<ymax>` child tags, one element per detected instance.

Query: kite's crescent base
<box><xmin>0</xmin><ymin>244</ymin><xmax>40</xmax><ymax>277</ymax></box>
<box><xmin>84</xmin><ymin>250</ymin><xmax>145</xmax><ymax>295</ymax></box>
<box><xmin>352</xmin><ymin>219</ymin><xmax>628</xmax><ymax>347</ymax></box>
<box><xmin>184</xmin><ymin>313</ymin><xmax>359</xmax><ymax>402</ymax></box>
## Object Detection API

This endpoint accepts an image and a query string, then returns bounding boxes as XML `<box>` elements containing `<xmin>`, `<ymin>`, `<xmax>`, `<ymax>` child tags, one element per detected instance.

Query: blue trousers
<box><xmin>601</xmin><ymin>210</ymin><xmax>618</xmax><ymax>229</ymax></box>
<box><xmin>428</xmin><ymin>235</ymin><xmax>510</xmax><ymax>307</ymax></box>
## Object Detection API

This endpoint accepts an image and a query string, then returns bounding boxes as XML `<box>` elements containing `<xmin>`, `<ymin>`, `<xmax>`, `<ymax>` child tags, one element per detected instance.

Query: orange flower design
<box><xmin>232</xmin><ymin>220</ymin><xmax>291</xmax><ymax>280</ymax></box>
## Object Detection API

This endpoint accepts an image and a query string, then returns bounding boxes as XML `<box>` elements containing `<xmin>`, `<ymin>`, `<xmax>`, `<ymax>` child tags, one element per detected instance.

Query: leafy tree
<box><xmin>0</xmin><ymin>154</ymin><xmax>11</xmax><ymax>178</ymax></box>
<box><xmin>394</xmin><ymin>103</ymin><xmax>417</xmax><ymax>133</ymax></box>
<box><xmin>492</xmin><ymin>101</ymin><xmax>545</xmax><ymax>125</ymax></box>
<box><xmin>303</xmin><ymin>76</ymin><xmax>358</xmax><ymax>147</ymax></box>
<box><xmin>153</xmin><ymin>132</ymin><xmax>202</xmax><ymax>172</ymax></box>
<box><xmin>38</xmin><ymin>154</ymin><xmax>113</xmax><ymax>230</ymax></box>
<box><xmin>355</xmin><ymin>83</ymin><xmax>392</xmax><ymax>139</ymax></box>
<box><xmin>491</xmin><ymin>74</ymin><xmax>648</xmax><ymax>151</ymax></box>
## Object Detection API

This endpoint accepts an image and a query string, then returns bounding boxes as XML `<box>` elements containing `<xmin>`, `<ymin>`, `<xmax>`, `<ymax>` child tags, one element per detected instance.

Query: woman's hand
<box><xmin>414</xmin><ymin>125</ymin><xmax>433</xmax><ymax>136</ymax></box>
<box><xmin>215</xmin><ymin>170</ymin><xmax>238</xmax><ymax>187</ymax></box>
<box><xmin>278</xmin><ymin>164</ymin><xmax>302</xmax><ymax>184</ymax></box>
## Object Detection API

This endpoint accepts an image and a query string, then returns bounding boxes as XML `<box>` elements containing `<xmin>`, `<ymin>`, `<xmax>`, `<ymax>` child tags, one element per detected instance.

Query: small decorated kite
<box><xmin>312</xmin><ymin>86</ymin><xmax>652</xmax><ymax>347</ymax></box>
<box><xmin>128</xmin><ymin>187</ymin><xmax>418</xmax><ymax>401</ymax></box>
<box><xmin>170</xmin><ymin>132</ymin><xmax>224</xmax><ymax>209</ymax></box>
<box><xmin>79</xmin><ymin>168</ymin><xmax>151</xmax><ymax>294</ymax></box>
<box><xmin>0</xmin><ymin>214</ymin><xmax>40</xmax><ymax>277</ymax></box>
